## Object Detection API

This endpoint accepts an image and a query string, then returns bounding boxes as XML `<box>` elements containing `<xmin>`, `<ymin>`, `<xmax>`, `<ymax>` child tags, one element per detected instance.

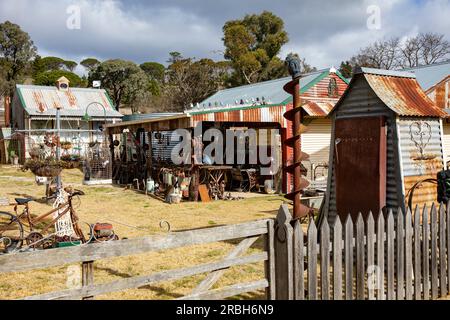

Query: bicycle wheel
<box><xmin>0</xmin><ymin>211</ymin><xmax>24</xmax><ymax>253</ymax></box>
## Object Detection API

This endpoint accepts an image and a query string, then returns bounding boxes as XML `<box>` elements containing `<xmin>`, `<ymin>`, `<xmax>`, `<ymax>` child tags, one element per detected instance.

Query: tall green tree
<box><xmin>167</xmin><ymin>51</ymin><xmax>183</xmax><ymax>64</ymax></box>
<box><xmin>0</xmin><ymin>21</ymin><xmax>37</xmax><ymax>94</ymax></box>
<box><xmin>89</xmin><ymin>59</ymin><xmax>148</xmax><ymax>111</ymax></box>
<box><xmin>140</xmin><ymin>61</ymin><xmax>165</xmax><ymax>83</ymax></box>
<box><xmin>80</xmin><ymin>58</ymin><xmax>101</xmax><ymax>72</ymax></box>
<box><xmin>164</xmin><ymin>55</ymin><xmax>230</xmax><ymax>111</ymax></box>
<box><xmin>222</xmin><ymin>11</ymin><xmax>289</xmax><ymax>86</ymax></box>
<box><xmin>34</xmin><ymin>70</ymin><xmax>84</xmax><ymax>87</ymax></box>
<box><xmin>32</xmin><ymin>56</ymin><xmax>65</xmax><ymax>75</ymax></box>
<box><xmin>0</xmin><ymin>67</ymin><xmax>7</xmax><ymax>95</ymax></box>
<box><xmin>62</xmin><ymin>60</ymin><xmax>77</xmax><ymax>72</ymax></box>
<box><xmin>139</xmin><ymin>61</ymin><xmax>166</xmax><ymax>96</ymax></box>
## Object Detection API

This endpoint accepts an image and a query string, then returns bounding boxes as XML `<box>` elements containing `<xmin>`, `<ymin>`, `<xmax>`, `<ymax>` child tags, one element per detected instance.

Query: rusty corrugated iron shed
<box><xmin>330</xmin><ymin>67</ymin><xmax>447</xmax><ymax>118</ymax></box>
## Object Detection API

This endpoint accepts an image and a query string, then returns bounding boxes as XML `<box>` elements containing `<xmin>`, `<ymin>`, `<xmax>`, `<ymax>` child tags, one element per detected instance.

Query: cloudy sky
<box><xmin>1</xmin><ymin>0</ymin><xmax>449</xmax><ymax>74</ymax></box>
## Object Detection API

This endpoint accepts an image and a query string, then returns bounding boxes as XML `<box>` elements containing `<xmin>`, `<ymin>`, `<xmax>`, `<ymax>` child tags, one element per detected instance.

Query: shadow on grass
<box><xmin>137</xmin><ymin>284</ymin><xmax>184</xmax><ymax>298</ymax></box>
<box><xmin>227</xmin><ymin>289</ymin><xmax>266</xmax><ymax>300</ymax></box>
<box><xmin>94</xmin><ymin>266</ymin><xmax>134</xmax><ymax>279</ymax></box>
<box><xmin>94</xmin><ymin>265</ymin><xmax>184</xmax><ymax>298</ymax></box>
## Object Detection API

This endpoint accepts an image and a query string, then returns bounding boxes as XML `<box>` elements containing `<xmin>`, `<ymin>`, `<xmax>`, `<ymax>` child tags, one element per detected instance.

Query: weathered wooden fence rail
<box><xmin>0</xmin><ymin>219</ymin><xmax>275</xmax><ymax>300</ymax></box>
<box><xmin>2</xmin><ymin>202</ymin><xmax>449</xmax><ymax>300</ymax></box>
<box><xmin>274</xmin><ymin>203</ymin><xmax>450</xmax><ymax>300</ymax></box>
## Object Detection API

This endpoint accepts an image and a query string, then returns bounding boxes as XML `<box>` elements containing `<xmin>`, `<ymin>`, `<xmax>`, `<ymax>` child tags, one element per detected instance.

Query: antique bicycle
<box><xmin>0</xmin><ymin>187</ymin><xmax>87</xmax><ymax>253</ymax></box>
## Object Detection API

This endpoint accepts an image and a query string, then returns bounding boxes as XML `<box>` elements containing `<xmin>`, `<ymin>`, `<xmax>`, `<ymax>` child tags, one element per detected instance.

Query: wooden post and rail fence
<box><xmin>0</xmin><ymin>202</ymin><xmax>449</xmax><ymax>300</ymax></box>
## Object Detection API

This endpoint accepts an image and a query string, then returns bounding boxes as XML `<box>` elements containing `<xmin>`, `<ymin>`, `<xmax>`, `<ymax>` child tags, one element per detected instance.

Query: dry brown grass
<box><xmin>0</xmin><ymin>165</ymin><xmax>287</xmax><ymax>300</ymax></box>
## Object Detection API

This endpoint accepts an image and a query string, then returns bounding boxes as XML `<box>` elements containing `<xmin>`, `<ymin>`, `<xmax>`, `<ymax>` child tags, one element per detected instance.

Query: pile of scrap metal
<box><xmin>108</xmin><ymin>124</ymin><xmax>279</xmax><ymax>203</ymax></box>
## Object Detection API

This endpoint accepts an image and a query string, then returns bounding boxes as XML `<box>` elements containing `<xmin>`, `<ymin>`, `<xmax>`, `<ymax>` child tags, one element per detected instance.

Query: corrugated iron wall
<box><xmin>428</xmin><ymin>77</ymin><xmax>449</xmax><ymax>109</ymax></box>
<box><xmin>398</xmin><ymin>117</ymin><xmax>444</xmax><ymax>208</ymax></box>
<box><xmin>302</xmin><ymin>73</ymin><xmax>348</xmax><ymax>101</ymax></box>
<box><xmin>191</xmin><ymin>105</ymin><xmax>287</xmax><ymax>128</ymax></box>
<box><xmin>151</xmin><ymin>131</ymin><xmax>182</xmax><ymax>164</ymax></box>
<box><xmin>442</xmin><ymin>123</ymin><xmax>450</xmax><ymax>165</ymax></box>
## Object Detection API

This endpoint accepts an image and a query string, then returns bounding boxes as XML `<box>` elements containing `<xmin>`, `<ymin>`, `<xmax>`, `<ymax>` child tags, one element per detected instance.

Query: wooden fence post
<box><xmin>274</xmin><ymin>204</ymin><xmax>294</xmax><ymax>300</ymax></box>
<box><xmin>367</xmin><ymin>212</ymin><xmax>375</xmax><ymax>300</ymax></box>
<box><xmin>396</xmin><ymin>208</ymin><xmax>405</xmax><ymax>300</ymax></box>
<box><xmin>387</xmin><ymin>210</ymin><xmax>395</xmax><ymax>300</ymax></box>
<box><xmin>333</xmin><ymin>217</ymin><xmax>343</xmax><ymax>300</ymax></box>
<box><xmin>423</xmin><ymin>205</ymin><xmax>430</xmax><ymax>300</ymax></box>
<box><xmin>413</xmin><ymin>205</ymin><xmax>422</xmax><ymax>300</ymax></box>
<box><xmin>356</xmin><ymin>213</ymin><xmax>365</xmax><ymax>300</ymax></box>
<box><xmin>438</xmin><ymin>204</ymin><xmax>447</xmax><ymax>297</ymax></box>
<box><xmin>265</xmin><ymin>219</ymin><xmax>276</xmax><ymax>300</ymax></box>
<box><xmin>431</xmin><ymin>204</ymin><xmax>438</xmax><ymax>299</ymax></box>
<box><xmin>376</xmin><ymin>211</ymin><xmax>385</xmax><ymax>300</ymax></box>
<box><xmin>293</xmin><ymin>220</ymin><xmax>304</xmax><ymax>300</ymax></box>
<box><xmin>320</xmin><ymin>218</ymin><xmax>330</xmax><ymax>300</ymax></box>
<box><xmin>82</xmin><ymin>261</ymin><xmax>94</xmax><ymax>300</ymax></box>
<box><xmin>405</xmin><ymin>208</ymin><xmax>413</xmax><ymax>300</ymax></box>
<box><xmin>307</xmin><ymin>219</ymin><xmax>318</xmax><ymax>300</ymax></box>
<box><xmin>344</xmin><ymin>215</ymin><xmax>354</xmax><ymax>300</ymax></box>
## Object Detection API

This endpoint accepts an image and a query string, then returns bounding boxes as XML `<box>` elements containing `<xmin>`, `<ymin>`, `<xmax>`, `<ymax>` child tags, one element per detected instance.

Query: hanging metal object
<box><xmin>283</xmin><ymin>53</ymin><xmax>314</xmax><ymax>220</ymax></box>
<box><xmin>55</xmin><ymin>106</ymin><xmax>62</xmax><ymax>191</ymax></box>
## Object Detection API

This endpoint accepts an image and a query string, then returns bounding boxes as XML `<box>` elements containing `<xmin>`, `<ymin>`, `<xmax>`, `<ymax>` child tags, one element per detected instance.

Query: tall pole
<box><xmin>56</xmin><ymin>106</ymin><xmax>62</xmax><ymax>191</ymax></box>
<box><xmin>283</xmin><ymin>54</ymin><xmax>312</xmax><ymax>220</ymax></box>
<box><xmin>292</xmin><ymin>79</ymin><xmax>302</xmax><ymax>218</ymax></box>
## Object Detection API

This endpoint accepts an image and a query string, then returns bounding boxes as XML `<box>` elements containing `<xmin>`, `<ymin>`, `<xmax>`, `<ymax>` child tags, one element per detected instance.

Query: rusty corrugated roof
<box><xmin>16</xmin><ymin>84</ymin><xmax>123</xmax><ymax>119</ymax></box>
<box><xmin>302</xmin><ymin>101</ymin><xmax>334</xmax><ymax>117</ymax></box>
<box><xmin>361</xmin><ymin>67</ymin><xmax>447</xmax><ymax>117</ymax></box>
<box><xmin>330</xmin><ymin>67</ymin><xmax>447</xmax><ymax>117</ymax></box>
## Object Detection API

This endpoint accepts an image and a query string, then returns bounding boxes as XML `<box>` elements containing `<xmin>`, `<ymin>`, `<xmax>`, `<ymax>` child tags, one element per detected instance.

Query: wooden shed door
<box><xmin>334</xmin><ymin>117</ymin><xmax>386</xmax><ymax>221</ymax></box>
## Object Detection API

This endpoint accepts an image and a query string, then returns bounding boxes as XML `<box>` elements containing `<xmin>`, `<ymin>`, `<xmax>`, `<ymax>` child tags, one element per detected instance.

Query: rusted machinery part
<box><xmin>283</xmin><ymin>78</ymin><xmax>314</xmax><ymax>220</ymax></box>
<box><xmin>406</xmin><ymin>178</ymin><xmax>437</xmax><ymax>211</ymax></box>
<box><xmin>159</xmin><ymin>220</ymin><xmax>171</xmax><ymax>232</ymax></box>
<box><xmin>25</xmin><ymin>232</ymin><xmax>44</xmax><ymax>249</ymax></box>
<box><xmin>157</xmin><ymin>167</ymin><xmax>168</xmax><ymax>185</ymax></box>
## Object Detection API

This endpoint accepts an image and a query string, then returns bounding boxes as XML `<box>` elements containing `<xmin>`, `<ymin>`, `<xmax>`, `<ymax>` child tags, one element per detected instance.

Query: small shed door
<box><xmin>334</xmin><ymin>116</ymin><xmax>387</xmax><ymax>221</ymax></box>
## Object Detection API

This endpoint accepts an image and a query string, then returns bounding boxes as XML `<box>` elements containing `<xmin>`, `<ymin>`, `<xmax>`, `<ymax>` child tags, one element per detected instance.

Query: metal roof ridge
<box><xmin>16</xmin><ymin>84</ymin><xmax>106</xmax><ymax>92</ymax></box>
<box><xmin>401</xmin><ymin>59</ymin><xmax>450</xmax><ymax>71</ymax></box>
<box><xmin>355</xmin><ymin>67</ymin><xmax>416</xmax><ymax>78</ymax></box>
<box><xmin>210</xmin><ymin>68</ymin><xmax>328</xmax><ymax>93</ymax></box>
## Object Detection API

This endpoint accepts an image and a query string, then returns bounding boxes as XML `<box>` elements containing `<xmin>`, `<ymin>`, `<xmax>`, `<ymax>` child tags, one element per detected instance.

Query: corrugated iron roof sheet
<box><xmin>362</xmin><ymin>69</ymin><xmax>447</xmax><ymax>117</ymax></box>
<box><xmin>331</xmin><ymin>67</ymin><xmax>446</xmax><ymax>117</ymax></box>
<box><xmin>197</xmin><ymin>69</ymin><xmax>328</xmax><ymax>108</ymax></box>
<box><xmin>16</xmin><ymin>84</ymin><xmax>123</xmax><ymax>119</ymax></box>
<box><xmin>302</xmin><ymin>101</ymin><xmax>334</xmax><ymax>117</ymax></box>
<box><xmin>122</xmin><ymin>112</ymin><xmax>183</xmax><ymax>122</ymax></box>
<box><xmin>402</xmin><ymin>60</ymin><xmax>450</xmax><ymax>91</ymax></box>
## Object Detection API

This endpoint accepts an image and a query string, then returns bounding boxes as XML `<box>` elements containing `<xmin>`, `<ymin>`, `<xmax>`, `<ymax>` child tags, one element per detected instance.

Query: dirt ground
<box><xmin>0</xmin><ymin>165</ymin><xmax>287</xmax><ymax>300</ymax></box>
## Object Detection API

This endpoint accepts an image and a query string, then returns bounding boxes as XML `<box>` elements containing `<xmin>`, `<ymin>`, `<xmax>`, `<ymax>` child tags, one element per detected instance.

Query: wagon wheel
<box><xmin>207</xmin><ymin>170</ymin><xmax>225</xmax><ymax>199</ymax></box>
<box><xmin>26</xmin><ymin>232</ymin><xmax>44</xmax><ymax>249</ymax></box>
<box><xmin>239</xmin><ymin>171</ymin><xmax>251</xmax><ymax>192</ymax></box>
<box><xmin>0</xmin><ymin>211</ymin><xmax>24</xmax><ymax>253</ymax></box>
